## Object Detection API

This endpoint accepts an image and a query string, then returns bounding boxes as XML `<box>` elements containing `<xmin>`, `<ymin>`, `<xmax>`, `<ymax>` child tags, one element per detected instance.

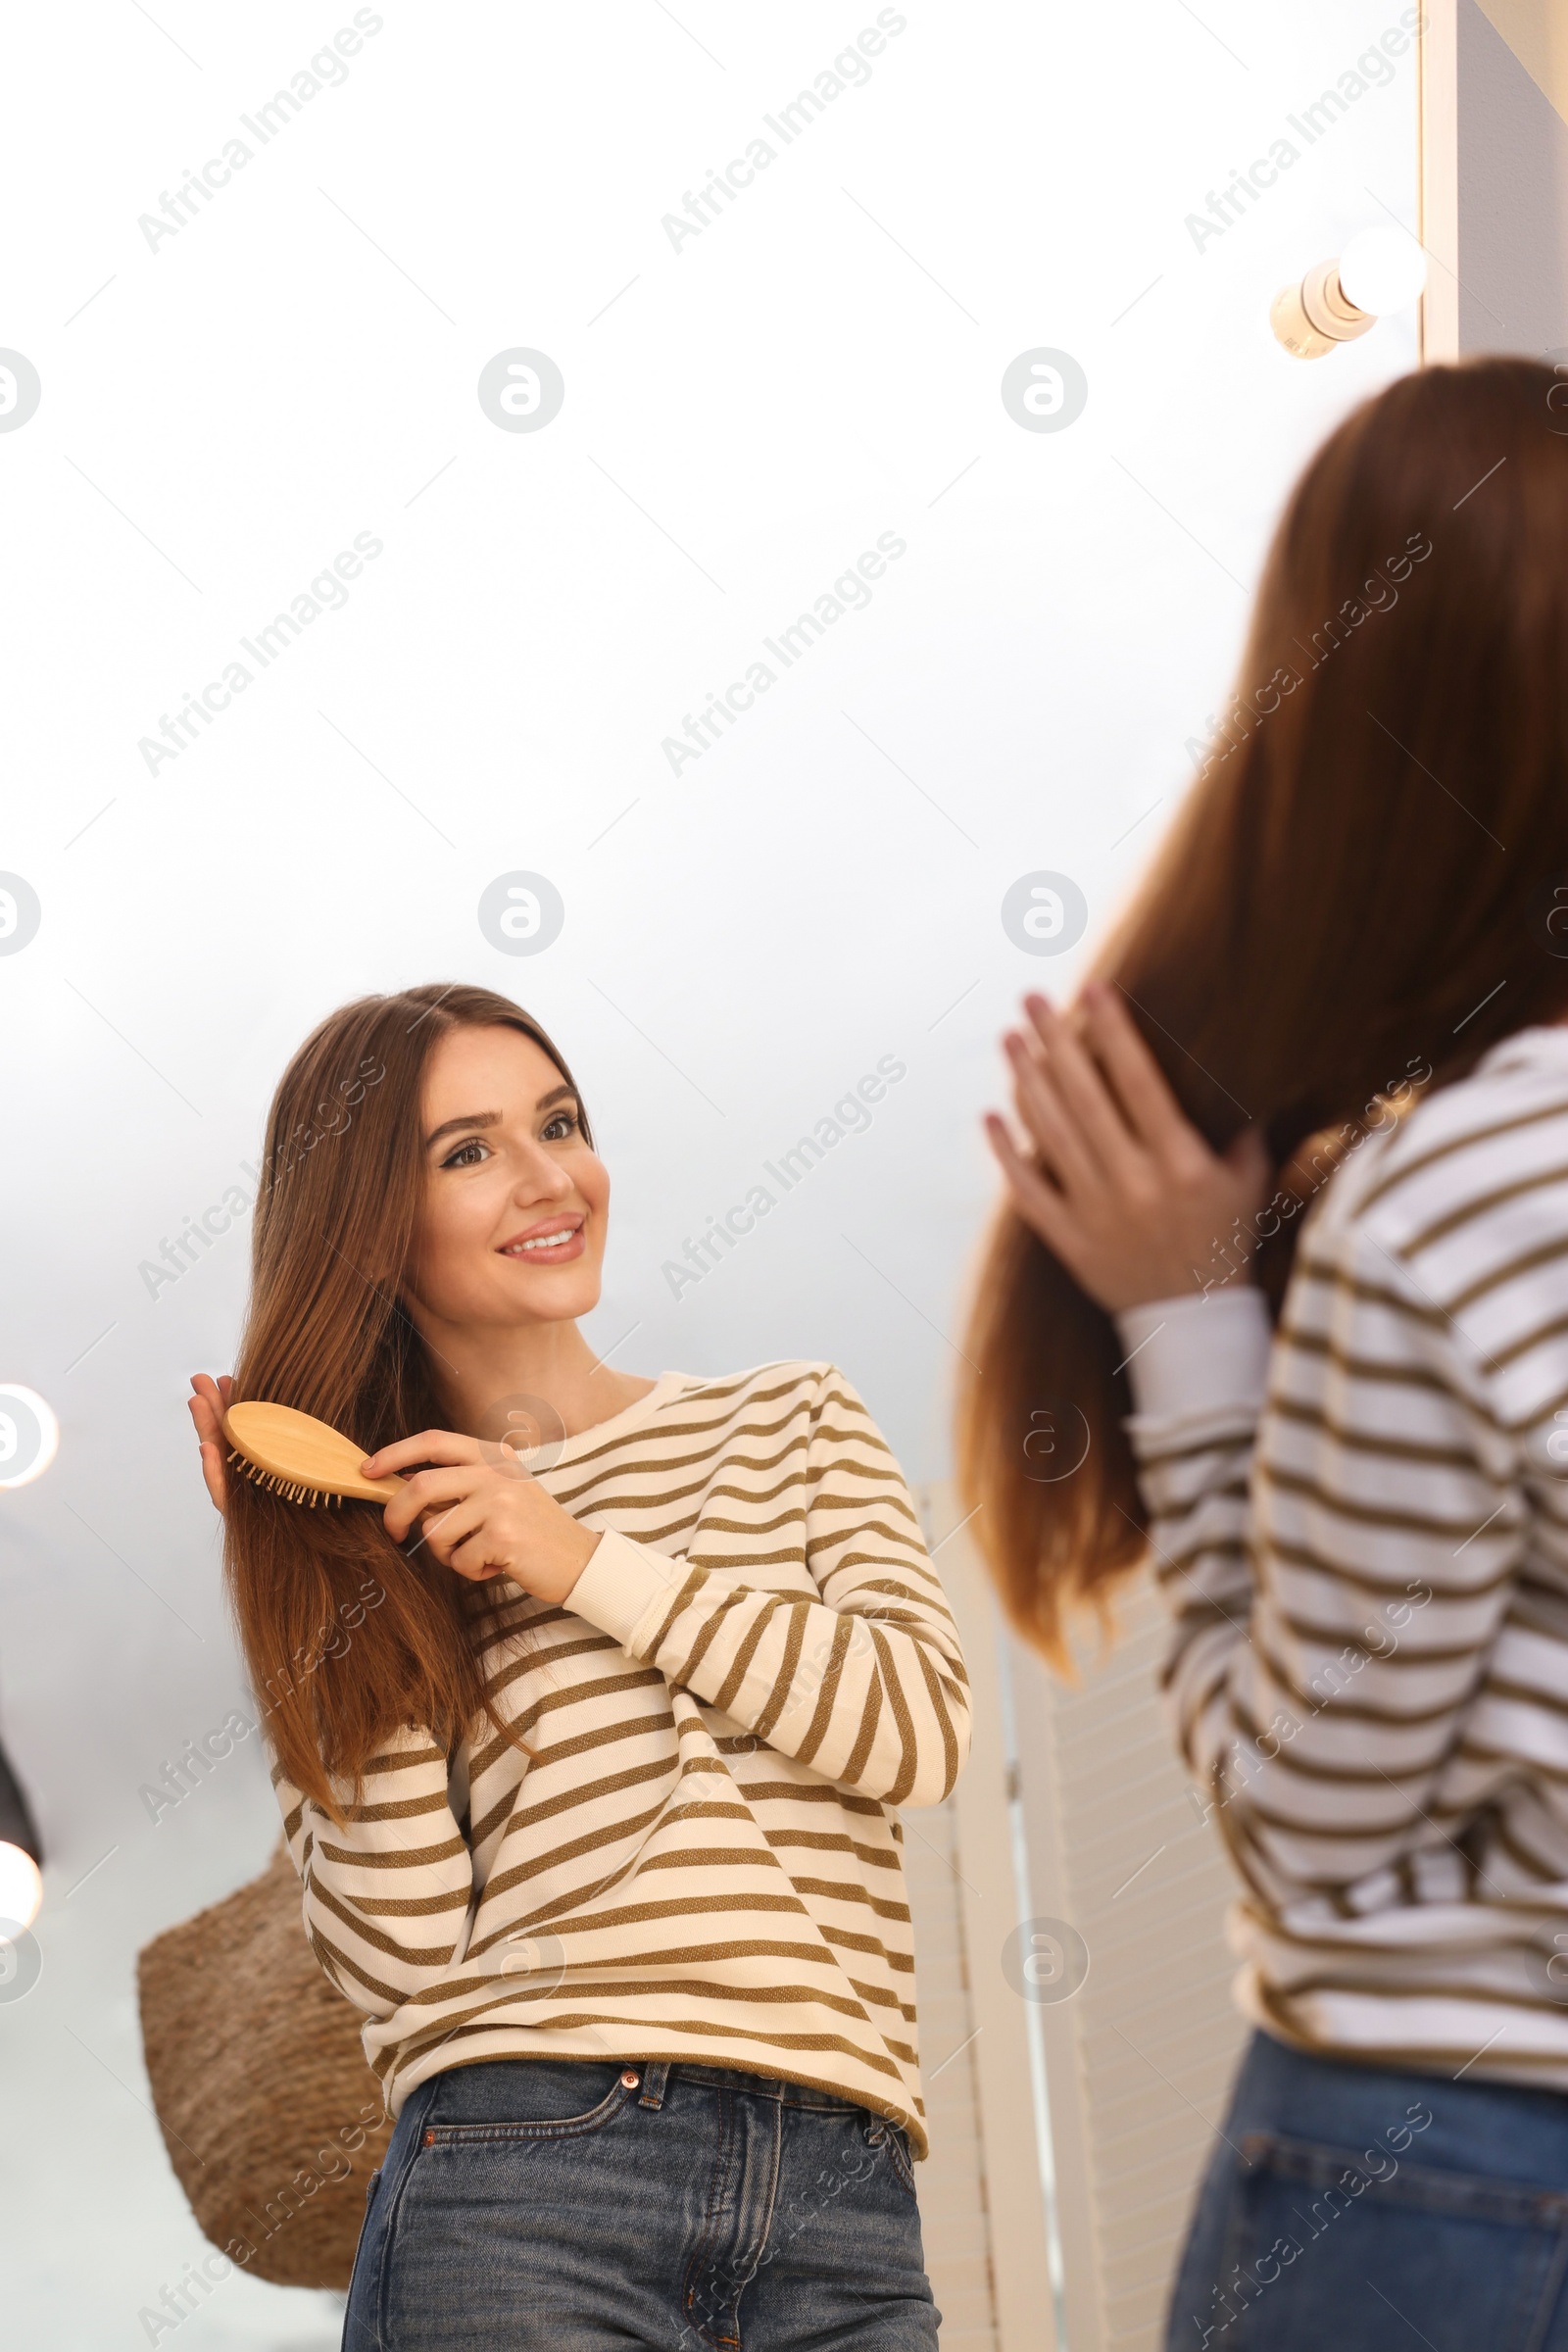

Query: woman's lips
<box><xmin>498</xmin><ymin>1215</ymin><xmax>585</xmax><ymax>1262</ymax></box>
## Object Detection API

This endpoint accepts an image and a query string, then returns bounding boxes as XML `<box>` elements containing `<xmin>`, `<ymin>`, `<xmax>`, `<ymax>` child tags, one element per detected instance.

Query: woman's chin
<box><xmin>494</xmin><ymin>1266</ymin><xmax>602</xmax><ymax>1325</ymax></box>
<box><xmin>411</xmin><ymin>1262</ymin><xmax>604</xmax><ymax>1334</ymax></box>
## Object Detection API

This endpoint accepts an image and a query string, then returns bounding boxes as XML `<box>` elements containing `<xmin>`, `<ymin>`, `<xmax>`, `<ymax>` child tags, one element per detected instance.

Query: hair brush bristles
<box><xmin>227</xmin><ymin>1447</ymin><xmax>343</xmax><ymax>1509</ymax></box>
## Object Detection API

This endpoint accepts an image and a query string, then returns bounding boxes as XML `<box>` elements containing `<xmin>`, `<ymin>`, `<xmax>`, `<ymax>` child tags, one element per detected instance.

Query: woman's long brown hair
<box><xmin>221</xmin><ymin>982</ymin><xmax>590</xmax><ymax>1821</ymax></box>
<box><xmin>958</xmin><ymin>356</ymin><xmax>1568</xmax><ymax>1660</ymax></box>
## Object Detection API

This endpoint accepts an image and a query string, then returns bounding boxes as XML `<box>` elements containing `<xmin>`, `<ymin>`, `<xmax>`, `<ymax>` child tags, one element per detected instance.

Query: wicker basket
<box><xmin>136</xmin><ymin>1837</ymin><xmax>394</xmax><ymax>2288</ymax></box>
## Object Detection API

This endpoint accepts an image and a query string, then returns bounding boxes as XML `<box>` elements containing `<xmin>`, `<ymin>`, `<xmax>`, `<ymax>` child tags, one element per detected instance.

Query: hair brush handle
<box><xmin>221</xmin><ymin>1401</ymin><xmax>409</xmax><ymax>1505</ymax></box>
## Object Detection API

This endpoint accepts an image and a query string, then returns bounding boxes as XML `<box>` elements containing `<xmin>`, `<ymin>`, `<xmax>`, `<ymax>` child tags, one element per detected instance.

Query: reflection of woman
<box><xmin>961</xmin><ymin>361</ymin><xmax>1568</xmax><ymax>2349</ymax></box>
<box><xmin>189</xmin><ymin>981</ymin><xmax>967</xmax><ymax>2350</ymax></box>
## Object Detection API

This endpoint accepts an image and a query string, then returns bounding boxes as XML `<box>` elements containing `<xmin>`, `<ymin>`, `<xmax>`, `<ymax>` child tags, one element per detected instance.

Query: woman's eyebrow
<box><xmin>424</xmin><ymin>1087</ymin><xmax>577</xmax><ymax>1151</ymax></box>
<box><xmin>424</xmin><ymin>1109</ymin><xmax>500</xmax><ymax>1149</ymax></box>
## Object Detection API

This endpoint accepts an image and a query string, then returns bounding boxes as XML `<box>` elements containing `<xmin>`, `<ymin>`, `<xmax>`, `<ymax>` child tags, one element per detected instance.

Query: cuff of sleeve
<box><xmin>1113</xmin><ymin>1285</ymin><xmax>1272</xmax><ymax>1420</ymax></box>
<box><xmin>566</xmin><ymin>1528</ymin><xmax>684</xmax><ymax>1654</ymax></box>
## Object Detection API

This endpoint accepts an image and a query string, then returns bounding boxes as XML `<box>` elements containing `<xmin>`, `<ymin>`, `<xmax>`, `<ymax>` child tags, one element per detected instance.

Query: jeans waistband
<box><xmin>661</xmin><ymin>2062</ymin><xmax>862</xmax><ymax>2112</ymax></box>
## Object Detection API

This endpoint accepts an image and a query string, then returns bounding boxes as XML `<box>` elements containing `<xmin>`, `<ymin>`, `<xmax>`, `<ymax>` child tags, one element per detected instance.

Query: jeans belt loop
<box><xmin>638</xmin><ymin>2061</ymin><xmax>670</xmax><ymax>2109</ymax></box>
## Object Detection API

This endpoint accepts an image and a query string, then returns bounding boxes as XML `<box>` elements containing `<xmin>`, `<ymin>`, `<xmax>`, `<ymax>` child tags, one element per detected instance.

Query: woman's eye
<box><xmin>441</xmin><ymin>1139</ymin><xmax>489</xmax><ymax>1169</ymax></box>
<box><xmin>541</xmin><ymin>1112</ymin><xmax>579</xmax><ymax>1143</ymax></box>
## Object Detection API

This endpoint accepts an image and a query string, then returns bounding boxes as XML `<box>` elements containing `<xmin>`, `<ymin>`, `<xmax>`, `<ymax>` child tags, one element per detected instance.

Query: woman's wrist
<box><xmin>540</xmin><ymin>1520</ymin><xmax>602</xmax><ymax>1605</ymax></box>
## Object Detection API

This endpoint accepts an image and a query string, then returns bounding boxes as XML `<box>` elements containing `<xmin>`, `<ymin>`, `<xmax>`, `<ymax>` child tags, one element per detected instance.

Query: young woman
<box><xmin>960</xmin><ymin>358</ymin><xmax>1568</xmax><ymax>2350</ymax></box>
<box><xmin>188</xmin><ymin>981</ymin><xmax>967</xmax><ymax>2350</ymax></box>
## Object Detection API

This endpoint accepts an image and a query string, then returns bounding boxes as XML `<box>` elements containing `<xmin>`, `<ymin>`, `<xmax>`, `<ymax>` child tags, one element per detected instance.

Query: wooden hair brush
<box><xmin>222</xmin><ymin>1402</ymin><xmax>409</xmax><ymax>1509</ymax></box>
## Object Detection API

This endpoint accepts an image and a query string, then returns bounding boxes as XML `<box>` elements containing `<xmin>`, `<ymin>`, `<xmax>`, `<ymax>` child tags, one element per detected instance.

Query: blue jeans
<box><xmin>342</xmin><ymin>2057</ymin><xmax>939</xmax><ymax>2350</ymax></box>
<box><xmin>1166</xmin><ymin>2030</ymin><xmax>1568</xmax><ymax>2350</ymax></box>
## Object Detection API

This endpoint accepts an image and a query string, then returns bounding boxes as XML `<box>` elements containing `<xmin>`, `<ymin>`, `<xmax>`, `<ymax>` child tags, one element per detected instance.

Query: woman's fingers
<box><xmin>446</xmin><ymin>1530</ymin><xmax>513</xmax><ymax>1583</ymax></box>
<box><xmin>1224</xmin><ymin>1123</ymin><xmax>1272</xmax><ymax>1188</ymax></box>
<box><xmin>1223</xmin><ymin>1124</ymin><xmax>1274</xmax><ymax>1229</ymax></box>
<box><xmin>406</xmin><ymin>1480</ymin><xmax>537</xmax><ymax>1583</ymax></box>
<box><xmin>1077</xmin><ymin>989</ymin><xmax>1272</xmax><ymax>1231</ymax></box>
<box><xmin>363</xmin><ymin>1429</ymin><xmax>485</xmax><ymax>1480</ymax></box>
<box><xmin>1078</xmin><ymin>983</ymin><xmax>1195</xmax><ymax>1155</ymax></box>
<box><xmin>1004</xmin><ymin>1033</ymin><xmax>1101</xmax><ymax>1199</ymax></box>
<box><xmin>380</xmin><ymin>1461</ymin><xmax>485</xmax><ymax>1543</ymax></box>
<box><xmin>194</xmin><ymin>1435</ymin><xmax>227</xmax><ymax>1513</ymax></box>
<box><xmin>408</xmin><ymin>1488</ymin><xmax>493</xmax><ymax>1570</ymax></box>
<box><xmin>188</xmin><ymin>1375</ymin><xmax>230</xmax><ymax>1513</ymax></box>
<box><xmin>986</xmin><ymin>992</ymin><xmax>1279</xmax><ymax>1311</ymax></box>
<box><xmin>1024</xmin><ymin>993</ymin><xmax>1148</xmax><ymax>1183</ymax></box>
<box><xmin>983</xmin><ymin>1114</ymin><xmax>1081</xmax><ymax>1259</ymax></box>
<box><xmin>188</xmin><ymin>1374</ymin><xmax>235</xmax><ymax>1441</ymax></box>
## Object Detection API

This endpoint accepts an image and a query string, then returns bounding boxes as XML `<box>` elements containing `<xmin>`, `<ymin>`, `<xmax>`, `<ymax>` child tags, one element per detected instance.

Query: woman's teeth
<box><xmin>506</xmin><ymin>1232</ymin><xmax>574</xmax><ymax>1253</ymax></box>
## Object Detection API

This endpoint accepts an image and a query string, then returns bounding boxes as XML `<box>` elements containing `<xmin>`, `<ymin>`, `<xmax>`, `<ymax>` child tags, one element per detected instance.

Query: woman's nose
<box><xmin>514</xmin><ymin>1152</ymin><xmax>572</xmax><ymax>1199</ymax></box>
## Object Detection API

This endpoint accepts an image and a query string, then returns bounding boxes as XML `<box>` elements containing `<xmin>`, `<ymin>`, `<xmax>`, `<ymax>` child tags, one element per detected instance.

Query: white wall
<box><xmin>0</xmin><ymin>5</ymin><xmax>1417</xmax><ymax>2341</ymax></box>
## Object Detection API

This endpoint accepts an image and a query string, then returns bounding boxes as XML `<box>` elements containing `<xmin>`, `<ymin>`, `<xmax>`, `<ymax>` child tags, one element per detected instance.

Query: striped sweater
<box><xmin>270</xmin><ymin>1361</ymin><xmax>969</xmax><ymax>2153</ymax></box>
<box><xmin>1115</xmin><ymin>1024</ymin><xmax>1568</xmax><ymax>2086</ymax></box>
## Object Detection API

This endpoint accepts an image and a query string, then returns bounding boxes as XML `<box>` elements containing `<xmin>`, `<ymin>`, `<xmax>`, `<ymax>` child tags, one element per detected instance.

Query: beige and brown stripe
<box><xmin>269</xmin><ymin>1362</ymin><xmax>970</xmax><ymax>2155</ymax></box>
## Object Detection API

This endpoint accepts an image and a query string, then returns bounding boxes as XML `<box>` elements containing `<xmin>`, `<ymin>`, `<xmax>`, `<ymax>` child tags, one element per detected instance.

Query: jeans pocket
<box><xmin>1200</xmin><ymin>2130</ymin><xmax>1568</xmax><ymax>2352</ymax></box>
<box><xmin>863</xmin><ymin>2118</ymin><xmax>917</xmax><ymax>2202</ymax></box>
<box><xmin>421</xmin><ymin>2072</ymin><xmax>637</xmax><ymax>2147</ymax></box>
<box><xmin>884</xmin><ymin>2127</ymin><xmax>918</xmax><ymax>2201</ymax></box>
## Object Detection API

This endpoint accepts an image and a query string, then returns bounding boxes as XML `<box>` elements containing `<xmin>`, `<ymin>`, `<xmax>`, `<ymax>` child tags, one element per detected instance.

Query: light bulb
<box><xmin>0</xmin><ymin>1842</ymin><xmax>41</xmax><ymax>1931</ymax></box>
<box><xmin>0</xmin><ymin>1385</ymin><xmax>59</xmax><ymax>1490</ymax></box>
<box><xmin>1338</xmin><ymin>225</ymin><xmax>1427</xmax><ymax>317</ymax></box>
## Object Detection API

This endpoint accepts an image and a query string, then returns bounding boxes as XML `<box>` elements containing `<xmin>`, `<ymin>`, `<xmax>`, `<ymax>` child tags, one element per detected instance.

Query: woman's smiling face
<box><xmin>403</xmin><ymin>1022</ymin><xmax>610</xmax><ymax>1334</ymax></box>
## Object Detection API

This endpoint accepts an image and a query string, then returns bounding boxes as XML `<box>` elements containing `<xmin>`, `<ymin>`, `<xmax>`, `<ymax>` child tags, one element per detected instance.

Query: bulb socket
<box><xmin>1271</xmin><ymin>261</ymin><xmax>1375</xmax><ymax>360</ymax></box>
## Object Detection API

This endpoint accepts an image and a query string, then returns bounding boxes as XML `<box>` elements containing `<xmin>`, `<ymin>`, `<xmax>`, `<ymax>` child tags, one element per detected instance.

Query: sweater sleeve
<box><xmin>270</xmin><ymin>1725</ymin><xmax>474</xmax><ymax>2016</ymax></box>
<box><xmin>1115</xmin><ymin>1286</ymin><xmax>1275</xmax><ymax>1806</ymax></box>
<box><xmin>1121</xmin><ymin>1255</ymin><xmax>1520</xmax><ymax>1911</ymax></box>
<box><xmin>565</xmin><ymin>1366</ymin><xmax>971</xmax><ymax>1807</ymax></box>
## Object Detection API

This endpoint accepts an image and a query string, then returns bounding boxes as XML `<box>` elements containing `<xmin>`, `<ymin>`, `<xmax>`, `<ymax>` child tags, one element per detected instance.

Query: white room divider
<box><xmin>912</xmin><ymin>1484</ymin><xmax>1247</xmax><ymax>2352</ymax></box>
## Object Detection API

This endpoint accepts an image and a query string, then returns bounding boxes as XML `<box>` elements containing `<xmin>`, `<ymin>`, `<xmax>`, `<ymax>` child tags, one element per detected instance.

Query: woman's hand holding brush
<box><xmin>360</xmin><ymin>1431</ymin><xmax>601</xmax><ymax>1602</ymax></box>
<box><xmin>187</xmin><ymin>1377</ymin><xmax>600</xmax><ymax>1605</ymax></box>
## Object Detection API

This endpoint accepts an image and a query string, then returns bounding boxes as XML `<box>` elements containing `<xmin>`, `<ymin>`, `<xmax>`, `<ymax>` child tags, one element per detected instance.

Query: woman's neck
<box><xmin>416</xmin><ymin>1314</ymin><xmax>656</xmax><ymax>1440</ymax></box>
